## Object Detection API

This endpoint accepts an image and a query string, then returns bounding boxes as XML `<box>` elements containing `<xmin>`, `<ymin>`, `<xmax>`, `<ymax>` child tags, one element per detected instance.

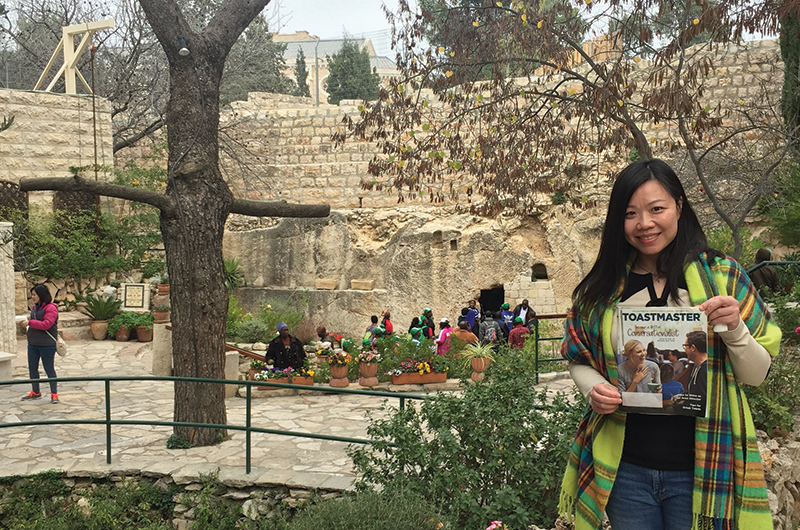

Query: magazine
<box><xmin>616</xmin><ymin>307</ymin><xmax>708</xmax><ymax>417</ymax></box>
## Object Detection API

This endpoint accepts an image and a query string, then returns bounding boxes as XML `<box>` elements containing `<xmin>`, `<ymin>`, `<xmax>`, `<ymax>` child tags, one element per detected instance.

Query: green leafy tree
<box><xmin>294</xmin><ymin>47</ymin><xmax>311</xmax><ymax>97</ymax></box>
<box><xmin>325</xmin><ymin>39</ymin><xmax>379</xmax><ymax>104</ymax></box>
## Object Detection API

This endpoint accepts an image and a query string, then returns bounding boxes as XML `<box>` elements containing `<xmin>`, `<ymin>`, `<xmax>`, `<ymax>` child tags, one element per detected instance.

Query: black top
<box><xmin>266</xmin><ymin>335</ymin><xmax>306</xmax><ymax>370</ymax></box>
<box><xmin>619</xmin><ymin>271</ymin><xmax>696</xmax><ymax>471</ymax></box>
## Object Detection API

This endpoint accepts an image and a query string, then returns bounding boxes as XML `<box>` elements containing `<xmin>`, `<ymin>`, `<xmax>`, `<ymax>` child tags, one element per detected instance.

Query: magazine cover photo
<box><xmin>617</xmin><ymin>307</ymin><xmax>708</xmax><ymax>416</ymax></box>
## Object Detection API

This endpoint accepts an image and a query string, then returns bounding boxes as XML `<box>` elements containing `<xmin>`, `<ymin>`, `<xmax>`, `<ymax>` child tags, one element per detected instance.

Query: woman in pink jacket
<box><xmin>20</xmin><ymin>284</ymin><xmax>59</xmax><ymax>403</ymax></box>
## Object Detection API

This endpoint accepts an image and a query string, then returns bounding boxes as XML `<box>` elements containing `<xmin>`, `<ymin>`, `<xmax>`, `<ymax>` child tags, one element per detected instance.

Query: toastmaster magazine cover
<box><xmin>616</xmin><ymin>307</ymin><xmax>708</xmax><ymax>417</ymax></box>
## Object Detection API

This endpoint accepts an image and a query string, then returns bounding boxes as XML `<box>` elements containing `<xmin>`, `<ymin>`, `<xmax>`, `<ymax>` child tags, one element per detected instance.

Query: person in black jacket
<box><xmin>266</xmin><ymin>322</ymin><xmax>306</xmax><ymax>370</ymax></box>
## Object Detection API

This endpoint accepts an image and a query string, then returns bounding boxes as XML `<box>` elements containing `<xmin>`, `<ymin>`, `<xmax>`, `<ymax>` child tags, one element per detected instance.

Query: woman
<box><xmin>21</xmin><ymin>284</ymin><xmax>59</xmax><ymax>403</ymax></box>
<box><xmin>559</xmin><ymin>159</ymin><xmax>780</xmax><ymax>530</ymax></box>
<box><xmin>617</xmin><ymin>340</ymin><xmax>660</xmax><ymax>393</ymax></box>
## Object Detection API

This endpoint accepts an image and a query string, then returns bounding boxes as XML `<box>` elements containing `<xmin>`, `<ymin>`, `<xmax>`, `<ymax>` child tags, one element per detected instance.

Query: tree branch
<box><xmin>230</xmin><ymin>199</ymin><xmax>330</xmax><ymax>218</ymax></box>
<box><xmin>113</xmin><ymin>117</ymin><xmax>166</xmax><ymax>153</ymax></box>
<box><xmin>205</xmin><ymin>0</ymin><xmax>272</xmax><ymax>54</ymax></box>
<box><xmin>19</xmin><ymin>176</ymin><xmax>176</xmax><ymax>216</ymax></box>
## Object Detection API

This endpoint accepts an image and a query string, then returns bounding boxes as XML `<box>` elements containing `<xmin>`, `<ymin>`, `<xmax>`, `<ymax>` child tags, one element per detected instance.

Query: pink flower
<box><xmin>486</xmin><ymin>522</ymin><xmax>504</xmax><ymax>530</ymax></box>
<box><xmin>795</xmin><ymin>326</ymin><xmax>800</xmax><ymax>335</ymax></box>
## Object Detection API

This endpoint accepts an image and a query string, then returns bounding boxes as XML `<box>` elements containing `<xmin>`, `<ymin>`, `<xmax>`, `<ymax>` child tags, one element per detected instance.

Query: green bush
<box><xmin>348</xmin><ymin>355</ymin><xmax>584</xmax><ymax>529</ymax></box>
<box><xmin>286</xmin><ymin>490</ymin><xmax>452</xmax><ymax>530</ymax></box>
<box><xmin>227</xmin><ymin>294</ymin><xmax>251</xmax><ymax>339</ymax></box>
<box><xmin>259</xmin><ymin>295</ymin><xmax>307</xmax><ymax>334</ymax></box>
<box><xmin>237</xmin><ymin>319</ymin><xmax>273</xmax><ymax>344</ymax></box>
<box><xmin>108</xmin><ymin>311</ymin><xmax>144</xmax><ymax>336</ymax></box>
<box><xmin>705</xmin><ymin>223</ymin><xmax>767</xmax><ymax>266</ymax></box>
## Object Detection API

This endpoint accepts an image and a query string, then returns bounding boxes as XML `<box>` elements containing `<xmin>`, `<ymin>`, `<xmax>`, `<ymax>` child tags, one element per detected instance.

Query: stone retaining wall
<box><xmin>1</xmin><ymin>469</ymin><xmax>347</xmax><ymax>530</ymax></box>
<box><xmin>115</xmin><ymin>40</ymin><xmax>783</xmax><ymax>213</ymax></box>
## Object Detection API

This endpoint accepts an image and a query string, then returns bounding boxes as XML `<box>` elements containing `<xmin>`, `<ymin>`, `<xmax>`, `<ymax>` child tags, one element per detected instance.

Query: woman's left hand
<box><xmin>698</xmin><ymin>296</ymin><xmax>741</xmax><ymax>331</ymax></box>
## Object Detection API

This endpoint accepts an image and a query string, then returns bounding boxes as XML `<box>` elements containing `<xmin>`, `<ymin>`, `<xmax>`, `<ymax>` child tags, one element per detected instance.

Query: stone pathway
<box><xmin>0</xmin><ymin>339</ymin><xmax>575</xmax><ymax>490</ymax></box>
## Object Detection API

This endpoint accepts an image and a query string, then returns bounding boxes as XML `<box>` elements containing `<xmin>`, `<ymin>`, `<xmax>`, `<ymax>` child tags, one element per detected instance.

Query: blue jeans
<box><xmin>605</xmin><ymin>461</ymin><xmax>693</xmax><ymax>530</ymax></box>
<box><xmin>28</xmin><ymin>344</ymin><xmax>57</xmax><ymax>394</ymax></box>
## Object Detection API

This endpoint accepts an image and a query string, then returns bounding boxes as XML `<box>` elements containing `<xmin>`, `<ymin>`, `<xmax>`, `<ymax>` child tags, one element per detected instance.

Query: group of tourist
<box><xmin>360</xmin><ymin>298</ymin><xmax>541</xmax><ymax>353</ymax></box>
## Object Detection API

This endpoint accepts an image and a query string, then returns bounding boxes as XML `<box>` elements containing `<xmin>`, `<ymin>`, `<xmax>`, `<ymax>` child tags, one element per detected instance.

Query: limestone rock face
<box><xmin>224</xmin><ymin>206</ymin><xmax>601</xmax><ymax>339</ymax></box>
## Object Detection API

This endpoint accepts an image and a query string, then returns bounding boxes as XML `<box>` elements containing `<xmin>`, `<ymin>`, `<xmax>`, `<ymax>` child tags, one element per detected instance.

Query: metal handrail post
<box><xmin>105</xmin><ymin>379</ymin><xmax>111</xmax><ymax>464</ymax></box>
<box><xmin>246</xmin><ymin>384</ymin><xmax>252</xmax><ymax>474</ymax></box>
<box><xmin>534</xmin><ymin>319</ymin><xmax>540</xmax><ymax>384</ymax></box>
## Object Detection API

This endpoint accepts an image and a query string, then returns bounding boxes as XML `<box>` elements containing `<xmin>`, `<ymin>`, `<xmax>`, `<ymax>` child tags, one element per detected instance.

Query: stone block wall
<box><xmin>117</xmin><ymin>40</ymin><xmax>782</xmax><ymax>215</ymax></box>
<box><xmin>0</xmin><ymin>89</ymin><xmax>113</xmax><ymax>187</ymax></box>
<box><xmin>503</xmin><ymin>275</ymin><xmax>559</xmax><ymax>315</ymax></box>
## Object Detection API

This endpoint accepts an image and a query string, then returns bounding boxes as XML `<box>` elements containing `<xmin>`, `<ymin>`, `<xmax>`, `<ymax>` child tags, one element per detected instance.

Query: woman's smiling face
<box><xmin>624</xmin><ymin>180</ymin><xmax>681</xmax><ymax>261</ymax></box>
<box><xmin>626</xmin><ymin>342</ymin><xmax>647</xmax><ymax>365</ymax></box>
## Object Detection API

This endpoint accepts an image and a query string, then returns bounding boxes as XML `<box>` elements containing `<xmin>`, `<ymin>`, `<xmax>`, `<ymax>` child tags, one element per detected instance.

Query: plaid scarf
<box><xmin>558</xmin><ymin>255</ymin><xmax>781</xmax><ymax>530</ymax></box>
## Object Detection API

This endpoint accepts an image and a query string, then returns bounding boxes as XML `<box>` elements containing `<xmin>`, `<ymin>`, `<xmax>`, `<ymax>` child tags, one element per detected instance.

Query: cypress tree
<box><xmin>294</xmin><ymin>48</ymin><xmax>311</xmax><ymax>97</ymax></box>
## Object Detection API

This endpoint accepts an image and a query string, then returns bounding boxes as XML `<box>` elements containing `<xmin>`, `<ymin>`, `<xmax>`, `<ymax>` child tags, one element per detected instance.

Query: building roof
<box><xmin>370</xmin><ymin>56</ymin><xmax>397</xmax><ymax>70</ymax></box>
<box><xmin>283</xmin><ymin>39</ymin><xmax>369</xmax><ymax>61</ymax></box>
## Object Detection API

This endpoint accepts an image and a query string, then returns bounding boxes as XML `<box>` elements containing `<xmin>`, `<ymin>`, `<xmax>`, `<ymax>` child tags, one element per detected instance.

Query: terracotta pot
<box><xmin>114</xmin><ymin>324</ymin><xmax>130</xmax><ymax>342</ymax></box>
<box><xmin>259</xmin><ymin>377</ymin><xmax>289</xmax><ymax>390</ymax></box>
<box><xmin>157</xmin><ymin>283</ymin><xmax>170</xmax><ymax>295</ymax></box>
<box><xmin>359</xmin><ymin>362</ymin><xmax>379</xmax><ymax>387</ymax></box>
<box><xmin>153</xmin><ymin>310</ymin><xmax>170</xmax><ymax>323</ymax></box>
<box><xmin>390</xmin><ymin>372</ymin><xmax>447</xmax><ymax>385</ymax></box>
<box><xmin>248</xmin><ymin>368</ymin><xmax>262</xmax><ymax>381</ymax></box>
<box><xmin>291</xmin><ymin>376</ymin><xmax>314</xmax><ymax>386</ymax></box>
<box><xmin>90</xmin><ymin>320</ymin><xmax>108</xmax><ymax>341</ymax></box>
<box><xmin>471</xmin><ymin>357</ymin><xmax>491</xmax><ymax>381</ymax></box>
<box><xmin>136</xmin><ymin>325</ymin><xmax>153</xmax><ymax>342</ymax></box>
<box><xmin>329</xmin><ymin>364</ymin><xmax>349</xmax><ymax>387</ymax></box>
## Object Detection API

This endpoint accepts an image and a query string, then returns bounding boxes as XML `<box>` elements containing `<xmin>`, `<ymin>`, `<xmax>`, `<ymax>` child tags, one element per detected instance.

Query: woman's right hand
<box><xmin>588</xmin><ymin>383</ymin><xmax>622</xmax><ymax>414</ymax></box>
<box><xmin>631</xmin><ymin>365</ymin><xmax>648</xmax><ymax>384</ymax></box>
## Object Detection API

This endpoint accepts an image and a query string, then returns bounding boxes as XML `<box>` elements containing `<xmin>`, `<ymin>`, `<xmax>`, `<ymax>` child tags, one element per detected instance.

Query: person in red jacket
<box><xmin>507</xmin><ymin>317</ymin><xmax>530</xmax><ymax>349</ymax></box>
<box><xmin>21</xmin><ymin>284</ymin><xmax>60</xmax><ymax>403</ymax></box>
<box><xmin>381</xmin><ymin>310</ymin><xmax>394</xmax><ymax>335</ymax></box>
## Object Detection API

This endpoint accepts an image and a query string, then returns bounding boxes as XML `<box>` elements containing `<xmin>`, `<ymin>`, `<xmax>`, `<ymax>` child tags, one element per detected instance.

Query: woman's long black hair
<box><xmin>31</xmin><ymin>284</ymin><xmax>52</xmax><ymax>306</ymax></box>
<box><xmin>573</xmin><ymin>159</ymin><xmax>721</xmax><ymax>309</ymax></box>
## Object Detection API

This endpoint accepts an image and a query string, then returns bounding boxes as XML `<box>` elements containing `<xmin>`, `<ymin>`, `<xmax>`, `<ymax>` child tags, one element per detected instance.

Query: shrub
<box><xmin>80</xmin><ymin>293</ymin><xmax>122</xmax><ymax>320</ymax></box>
<box><xmin>108</xmin><ymin>311</ymin><xmax>144</xmax><ymax>336</ymax></box>
<box><xmin>286</xmin><ymin>489</ymin><xmax>452</xmax><ymax>530</ymax></box>
<box><xmin>348</xmin><ymin>355</ymin><xmax>584</xmax><ymax>529</ymax></box>
<box><xmin>259</xmin><ymin>295</ymin><xmax>307</xmax><ymax>335</ymax></box>
<box><xmin>237</xmin><ymin>319</ymin><xmax>272</xmax><ymax>344</ymax></box>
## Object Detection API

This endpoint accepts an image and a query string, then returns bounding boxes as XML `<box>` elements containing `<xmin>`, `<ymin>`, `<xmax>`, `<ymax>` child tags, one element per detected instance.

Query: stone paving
<box><xmin>0</xmin><ymin>339</ymin><xmax>576</xmax><ymax>490</ymax></box>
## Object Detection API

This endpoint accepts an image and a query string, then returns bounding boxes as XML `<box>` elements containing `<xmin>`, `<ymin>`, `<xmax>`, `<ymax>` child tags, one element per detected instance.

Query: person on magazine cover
<box><xmin>558</xmin><ymin>159</ymin><xmax>781</xmax><ymax>530</ymax></box>
<box><xmin>617</xmin><ymin>339</ymin><xmax>661</xmax><ymax>393</ymax></box>
<box><xmin>672</xmin><ymin>331</ymin><xmax>709</xmax><ymax>416</ymax></box>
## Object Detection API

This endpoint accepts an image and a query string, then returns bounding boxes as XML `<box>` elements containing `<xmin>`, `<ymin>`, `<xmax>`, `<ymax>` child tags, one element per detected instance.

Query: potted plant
<box><xmin>157</xmin><ymin>272</ymin><xmax>169</xmax><ymax>296</ymax></box>
<box><xmin>108</xmin><ymin>311</ymin><xmax>141</xmax><ymax>341</ymax></box>
<box><xmin>253</xmin><ymin>367</ymin><xmax>292</xmax><ymax>390</ymax></box>
<box><xmin>135</xmin><ymin>313</ymin><xmax>155</xmax><ymax>342</ymax></box>
<box><xmin>80</xmin><ymin>294</ymin><xmax>122</xmax><ymax>340</ymax></box>
<box><xmin>389</xmin><ymin>357</ymin><xmax>447</xmax><ymax>385</ymax></box>
<box><xmin>291</xmin><ymin>359</ymin><xmax>315</xmax><ymax>386</ymax></box>
<box><xmin>153</xmin><ymin>304</ymin><xmax>171</xmax><ymax>323</ymax></box>
<box><xmin>356</xmin><ymin>350</ymin><xmax>381</xmax><ymax>387</ymax></box>
<box><xmin>248</xmin><ymin>358</ymin><xmax>266</xmax><ymax>381</ymax></box>
<box><xmin>460</xmin><ymin>343</ymin><xmax>496</xmax><ymax>381</ymax></box>
<box><xmin>327</xmin><ymin>351</ymin><xmax>351</xmax><ymax>387</ymax></box>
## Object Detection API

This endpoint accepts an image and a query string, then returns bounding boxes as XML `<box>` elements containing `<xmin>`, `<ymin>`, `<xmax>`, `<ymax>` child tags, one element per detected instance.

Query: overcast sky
<box><xmin>268</xmin><ymin>1</ymin><xmax>412</xmax><ymax>57</ymax></box>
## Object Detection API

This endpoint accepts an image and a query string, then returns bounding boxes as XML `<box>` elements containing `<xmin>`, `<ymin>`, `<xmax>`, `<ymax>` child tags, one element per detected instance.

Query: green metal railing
<box><xmin>532</xmin><ymin>313</ymin><xmax>568</xmax><ymax>384</ymax></box>
<box><xmin>0</xmin><ymin>376</ymin><xmax>428</xmax><ymax>474</ymax></box>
